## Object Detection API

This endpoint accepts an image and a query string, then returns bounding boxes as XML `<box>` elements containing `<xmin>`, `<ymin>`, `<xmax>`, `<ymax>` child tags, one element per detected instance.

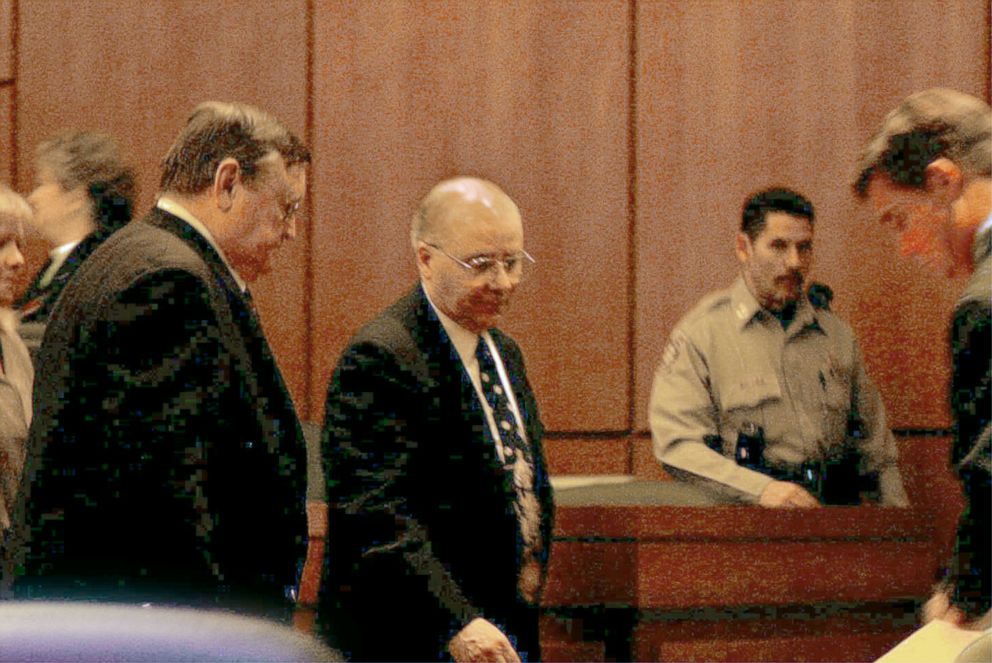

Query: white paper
<box><xmin>876</xmin><ymin>620</ymin><xmax>988</xmax><ymax>663</ymax></box>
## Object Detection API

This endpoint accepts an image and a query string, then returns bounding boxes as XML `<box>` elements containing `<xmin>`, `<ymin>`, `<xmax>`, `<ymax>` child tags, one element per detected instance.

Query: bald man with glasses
<box><xmin>318</xmin><ymin>177</ymin><xmax>553</xmax><ymax>662</ymax></box>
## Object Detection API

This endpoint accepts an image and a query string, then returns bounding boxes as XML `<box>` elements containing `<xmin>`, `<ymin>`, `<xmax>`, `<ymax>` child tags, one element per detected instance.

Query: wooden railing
<box><xmin>541</xmin><ymin>480</ymin><xmax>946</xmax><ymax>662</ymax></box>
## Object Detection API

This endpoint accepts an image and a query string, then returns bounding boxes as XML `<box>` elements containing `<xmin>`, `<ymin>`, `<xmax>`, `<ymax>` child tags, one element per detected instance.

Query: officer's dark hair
<box><xmin>740</xmin><ymin>187</ymin><xmax>814</xmax><ymax>240</ymax></box>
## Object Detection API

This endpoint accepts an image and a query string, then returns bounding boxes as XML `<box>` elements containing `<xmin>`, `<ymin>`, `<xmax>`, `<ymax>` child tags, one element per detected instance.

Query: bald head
<box><xmin>411</xmin><ymin>177</ymin><xmax>521</xmax><ymax>249</ymax></box>
<box><xmin>412</xmin><ymin>177</ymin><xmax>526</xmax><ymax>333</ymax></box>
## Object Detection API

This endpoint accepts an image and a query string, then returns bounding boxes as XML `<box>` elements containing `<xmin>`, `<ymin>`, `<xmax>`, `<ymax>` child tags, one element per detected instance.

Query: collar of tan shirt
<box><xmin>730</xmin><ymin>274</ymin><xmax>817</xmax><ymax>334</ymax></box>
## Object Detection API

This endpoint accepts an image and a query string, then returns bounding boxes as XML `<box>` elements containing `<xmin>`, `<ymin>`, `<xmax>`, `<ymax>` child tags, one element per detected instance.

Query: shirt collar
<box><xmin>44</xmin><ymin>240</ymin><xmax>82</xmax><ymax>278</ymax></box>
<box><xmin>156</xmin><ymin>196</ymin><xmax>247</xmax><ymax>292</ymax></box>
<box><xmin>730</xmin><ymin>274</ymin><xmax>818</xmax><ymax>333</ymax></box>
<box><xmin>422</xmin><ymin>283</ymin><xmax>481</xmax><ymax>365</ymax></box>
<box><xmin>974</xmin><ymin>210</ymin><xmax>992</xmax><ymax>265</ymax></box>
<box><xmin>49</xmin><ymin>240</ymin><xmax>80</xmax><ymax>260</ymax></box>
<box><xmin>979</xmin><ymin>211</ymin><xmax>992</xmax><ymax>237</ymax></box>
<box><xmin>729</xmin><ymin>276</ymin><xmax>765</xmax><ymax>330</ymax></box>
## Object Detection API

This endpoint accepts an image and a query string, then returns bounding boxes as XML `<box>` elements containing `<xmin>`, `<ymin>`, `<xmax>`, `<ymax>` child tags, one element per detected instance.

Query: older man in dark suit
<box><xmin>11</xmin><ymin>102</ymin><xmax>310</xmax><ymax>621</ymax></box>
<box><xmin>319</xmin><ymin>177</ymin><xmax>554</xmax><ymax>662</ymax></box>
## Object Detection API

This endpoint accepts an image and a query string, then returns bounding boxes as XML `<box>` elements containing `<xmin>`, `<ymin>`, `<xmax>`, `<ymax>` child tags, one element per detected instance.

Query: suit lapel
<box><xmin>146</xmin><ymin>208</ymin><xmax>300</xmax><ymax>444</ymax></box>
<box><xmin>146</xmin><ymin>209</ymin><xmax>245</xmax><ymax>299</ymax></box>
<box><xmin>406</xmin><ymin>285</ymin><xmax>513</xmax><ymax>481</ymax></box>
<box><xmin>147</xmin><ymin>208</ymin><xmax>258</xmax><ymax>346</ymax></box>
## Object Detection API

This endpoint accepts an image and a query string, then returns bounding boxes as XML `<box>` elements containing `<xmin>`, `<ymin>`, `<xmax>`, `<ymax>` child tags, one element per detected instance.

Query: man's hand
<box><xmin>758</xmin><ymin>480</ymin><xmax>820</xmax><ymax>508</ymax></box>
<box><xmin>449</xmin><ymin>617</ymin><xmax>522</xmax><ymax>663</ymax></box>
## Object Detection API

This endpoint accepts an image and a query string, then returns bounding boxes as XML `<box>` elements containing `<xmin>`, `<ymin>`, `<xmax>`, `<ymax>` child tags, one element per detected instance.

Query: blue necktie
<box><xmin>475</xmin><ymin>337</ymin><xmax>543</xmax><ymax>603</ymax></box>
<box><xmin>476</xmin><ymin>338</ymin><xmax>526</xmax><ymax>471</ymax></box>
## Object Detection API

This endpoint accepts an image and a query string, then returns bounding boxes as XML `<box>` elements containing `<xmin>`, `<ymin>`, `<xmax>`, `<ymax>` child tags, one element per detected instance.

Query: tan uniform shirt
<box><xmin>649</xmin><ymin>276</ymin><xmax>908</xmax><ymax>506</ymax></box>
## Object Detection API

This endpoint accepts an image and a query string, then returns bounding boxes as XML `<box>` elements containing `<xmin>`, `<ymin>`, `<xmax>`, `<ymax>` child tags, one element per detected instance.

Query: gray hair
<box><xmin>855</xmin><ymin>88</ymin><xmax>991</xmax><ymax>197</ymax></box>
<box><xmin>0</xmin><ymin>184</ymin><xmax>32</xmax><ymax>226</ymax></box>
<box><xmin>37</xmin><ymin>131</ymin><xmax>136</xmax><ymax>234</ymax></box>
<box><xmin>160</xmin><ymin>101</ymin><xmax>310</xmax><ymax>195</ymax></box>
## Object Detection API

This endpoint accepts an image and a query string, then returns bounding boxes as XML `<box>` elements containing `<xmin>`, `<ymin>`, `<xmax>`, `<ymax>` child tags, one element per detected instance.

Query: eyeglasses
<box><xmin>425</xmin><ymin>242</ymin><xmax>535</xmax><ymax>281</ymax></box>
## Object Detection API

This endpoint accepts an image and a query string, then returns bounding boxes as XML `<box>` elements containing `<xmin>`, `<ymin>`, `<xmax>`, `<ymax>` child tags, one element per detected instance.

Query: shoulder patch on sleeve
<box><xmin>659</xmin><ymin>329</ymin><xmax>689</xmax><ymax>373</ymax></box>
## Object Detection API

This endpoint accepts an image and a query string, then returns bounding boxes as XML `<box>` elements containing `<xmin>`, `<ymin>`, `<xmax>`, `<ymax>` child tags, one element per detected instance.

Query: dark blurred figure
<box><xmin>18</xmin><ymin>131</ymin><xmax>134</xmax><ymax>322</ymax></box>
<box><xmin>0</xmin><ymin>186</ymin><xmax>32</xmax><ymax>533</ymax></box>
<box><xmin>9</xmin><ymin>102</ymin><xmax>310</xmax><ymax>621</ymax></box>
<box><xmin>857</xmin><ymin>88</ymin><xmax>991</xmax><ymax>628</ymax></box>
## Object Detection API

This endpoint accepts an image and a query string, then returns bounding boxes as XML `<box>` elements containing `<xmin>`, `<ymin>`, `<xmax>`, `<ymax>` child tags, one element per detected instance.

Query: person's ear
<box><xmin>924</xmin><ymin>158</ymin><xmax>964</xmax><ymax>203</ymax></box>
<box><xmin>735</xmin><ymin>231</ymin><xmax>752</xmax><ymax>264</ymax></box>
<box><xmin>213</xmin><ymin>158</ymin><xmax>242</xmax><ymax>212</ymax></box>
<box><xmin>415</xmin><ymin>242</ymin><xmax>433</xmax><ymax>277</ymax></box>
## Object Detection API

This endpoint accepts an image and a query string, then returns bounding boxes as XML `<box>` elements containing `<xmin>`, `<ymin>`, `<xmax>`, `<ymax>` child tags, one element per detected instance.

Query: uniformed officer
<box><xmin>649</xmin><ymin>187</ymin><xmax>908</xmax><ymax>508</ymax></box>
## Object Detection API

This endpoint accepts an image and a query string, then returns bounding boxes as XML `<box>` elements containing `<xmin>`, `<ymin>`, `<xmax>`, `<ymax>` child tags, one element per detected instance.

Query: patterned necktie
<box><xmin>475</xmin><ymin>337</ymin><xmax>543</xmax><ymax>603</ymax></box>
<box><xmin>242</xmin><ymin>287</ymin><xmax>261</xmax><ymax>326</ymax></box>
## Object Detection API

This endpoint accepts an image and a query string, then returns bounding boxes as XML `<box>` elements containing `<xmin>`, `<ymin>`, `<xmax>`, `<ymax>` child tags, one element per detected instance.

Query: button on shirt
<box><xmin>649</xmin><ymin>276</ymin><xmax>908</xmax><ymax>506</ymax></box>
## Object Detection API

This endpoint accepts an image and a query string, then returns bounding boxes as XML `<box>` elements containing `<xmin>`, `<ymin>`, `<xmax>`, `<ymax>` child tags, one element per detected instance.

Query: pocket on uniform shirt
<box><xmin>720</xmin><ymin>376</ymin><xmax>782</xmax><ymax>411</ymax></box>
<box><xmin>819</xmin><ymin>369</ymin><xmax>851</xmax><ymax>412</ymax></box>
<box><xmin>717</xmin><ymin>376</ymin><xmax>782</xmax><ymax>439</ymax></box>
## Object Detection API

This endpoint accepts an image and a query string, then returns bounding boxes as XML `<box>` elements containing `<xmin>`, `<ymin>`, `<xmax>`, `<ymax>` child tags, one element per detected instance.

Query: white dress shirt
<box><xmin>156</xmin><ymin>196</ymin><xmax>246</xmax><ymax>292</ymax></box>
<box><xmin>37</xmin><ymin>240</ymin><xmax>81</xmax><ymax>288</ymax></box>
<box><xmin>423</xmin><ymin>288</ymin><xmax>529</xmax><ymax>464</ymax></box>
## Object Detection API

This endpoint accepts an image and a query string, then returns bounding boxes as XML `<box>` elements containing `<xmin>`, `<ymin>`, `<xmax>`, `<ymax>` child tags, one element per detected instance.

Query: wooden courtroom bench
<box><xmin>299</xmin><ymin>426</ymin><xmax>959</xmax><ymax>658</ymax></box>
<box><xmin>541</xmin><ymin>479</ymin><xmax>940</xmax><ymax>662</ymax></box>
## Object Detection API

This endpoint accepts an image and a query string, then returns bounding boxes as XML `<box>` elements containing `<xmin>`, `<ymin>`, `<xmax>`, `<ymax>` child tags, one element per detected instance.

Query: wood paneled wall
<box><xmin>6</xmin><ymin>1</ymin><xmax>990</xmax><ymax>451</ymax></box>
<box><xmin>635</xmin><ymin>0</ymin><xmax>989</xmax><ymax>434</ymax></box>
<box><xmin>310</xmin><ymin>1</ymin><xmax>631</xmax><ymax>431</ymax></box>
<box><xmin>10</xmin><ymin>0</ymin><xmax>311</xmax><ymax>406</ymax></box>
<box><xmin>1</xmin><ymin>0</ymin><xmax>13</xmax><ymax>186</ymax></box>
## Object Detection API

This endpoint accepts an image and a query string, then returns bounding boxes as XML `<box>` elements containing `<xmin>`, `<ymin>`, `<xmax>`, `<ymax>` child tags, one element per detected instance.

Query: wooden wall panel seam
<box><xmin>303</xmin><ymin>0</ymin><xmax>315</xmax><ymax>421</ymax></box>
<box><xmin>986</xmin><ymin>0</ymin><xmax>991</xmax><ymax>103</ymax></box>
<box><xmin>8</xmin><ymin>0</ymin><xmax>17</xmax><ymax>188</ymax></box>
<box><xmin>625</xmin><ymin>0</ymin><xmax>639</xmax><ymax>448</ymax></box>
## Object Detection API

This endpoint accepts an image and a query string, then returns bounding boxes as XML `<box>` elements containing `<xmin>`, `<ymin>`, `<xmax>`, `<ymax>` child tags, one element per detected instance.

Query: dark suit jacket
<box><xmin>318</xmin><ymin>286</ymin><xmax>554</xmax><ymax>661</ymax></box>
<box><xmin>10</xmin><ymin>208</ymin><xmax>307</xmax><ymax>619</ymax></box>
<box><xmin>949</xmin><ymin>224</ymin><xmax>991</xmax><ymax>615</ymax></box>
<box><xmin>16</xmin><ymin>231</ymin><xmax>109</xmax><ymax>323</ymax></box>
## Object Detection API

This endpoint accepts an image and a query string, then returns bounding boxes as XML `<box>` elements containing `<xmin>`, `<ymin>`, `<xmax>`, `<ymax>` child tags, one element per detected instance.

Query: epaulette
<box><xmin>807</xmin><ymin>282</ymin><xmax>833</xmax><ymax>311</ymax></box>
